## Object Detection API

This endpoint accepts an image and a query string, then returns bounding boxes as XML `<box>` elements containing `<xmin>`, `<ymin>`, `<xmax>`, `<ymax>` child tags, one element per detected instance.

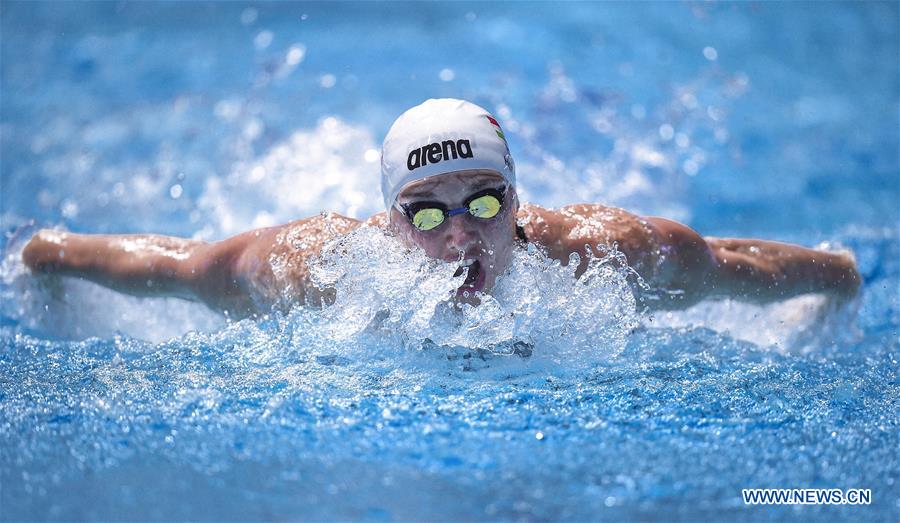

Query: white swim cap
<box><xmin>380</xmin><ymin>98</ymin><xmax>516</xmax><ymax>211</ymax></box>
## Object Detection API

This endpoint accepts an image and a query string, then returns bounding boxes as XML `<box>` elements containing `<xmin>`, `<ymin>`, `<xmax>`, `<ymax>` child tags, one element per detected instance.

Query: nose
<box><xmin>444</xmin><ymin>213</ymin><xmax>477</xmax><ymax>255</ymax></box>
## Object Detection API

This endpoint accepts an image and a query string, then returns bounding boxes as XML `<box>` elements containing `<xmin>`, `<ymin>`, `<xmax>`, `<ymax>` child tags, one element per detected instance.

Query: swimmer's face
<box><xmin>389</xmin><ymin>169</ymin><xmax>519</xmax><ymax>303</ymax></box>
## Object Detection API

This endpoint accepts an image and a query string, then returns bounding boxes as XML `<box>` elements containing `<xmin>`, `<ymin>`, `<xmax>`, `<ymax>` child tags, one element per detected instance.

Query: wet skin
<box><xmin>22</xmin><ymin>170</ymin><xmax>861</xmax><ymax>318</ymax></box>
<box><xmin>388</xmin><ymin>171</ymin><xmax>520</xmax><ymax>305</ymax></box>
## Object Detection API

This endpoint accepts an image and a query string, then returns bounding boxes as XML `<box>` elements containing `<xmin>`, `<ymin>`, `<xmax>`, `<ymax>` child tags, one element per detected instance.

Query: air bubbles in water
<box><xmin>286</xmin><ymin>44</ymin><xmax>306</xmax><ymax>66</ymax></box>
<box><xmin>658</xmin><ymin>124</ymin><xmax>674</xmax><ymax>141</ymax></box>
<box><xmin>240</xmin><ymin>8</ymin><xmax>257</xmax><ymax>26</ymax></box>
<box><xmin>320</xmin><ymin>74</ymin><xmax>336</xmax><ymax>89</ymax></box>
<box><xmin>254</xmin><ymin>31</ymin><xmax>273</xmax><ymax>50</ymax></box>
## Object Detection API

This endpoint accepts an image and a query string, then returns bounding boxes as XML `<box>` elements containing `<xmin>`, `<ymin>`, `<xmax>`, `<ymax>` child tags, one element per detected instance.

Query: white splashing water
<box><xmin>197</xmin><ymin>117</ymin><xmax>382</xmax><ymax>238</ymax></box>
<box><xmin>648</xmin><ymin>294</ymin><xmax>861</xmax><ymax>353</ymax></box>
<box><xmin>1</xmin><ymin>223</ymin><xmax>637</xmax><ymax>371</ymax></box>
<box><xmin>289</xmin><ymin>226</ymin><xmax>639</xmax><ymax>371</ymax></box>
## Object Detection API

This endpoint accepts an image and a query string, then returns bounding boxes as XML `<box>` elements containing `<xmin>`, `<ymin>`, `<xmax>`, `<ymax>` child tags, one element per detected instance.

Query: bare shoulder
<box><xmin>273</xmin><ymin>212</ymin><xmax>363</xmax><ymax>252</ymax></box>
<box><xmin>237</xmin><ymin>212</ymin><xmax>364</xmax><ymax>309</ymax></box>
<box><xmin>517</xmin><ymin>202</ymin><xmax>659</xmax><ymax>273</ymax></box>
<box><xmin>516</xmin><ymin>203</ymin><xmax>563</xmax><ymax>248</ymax></box>
<box><xmin>362</xmin><ymin>211</ymin><xmax>389</xmax><ymax>229</ymax></box>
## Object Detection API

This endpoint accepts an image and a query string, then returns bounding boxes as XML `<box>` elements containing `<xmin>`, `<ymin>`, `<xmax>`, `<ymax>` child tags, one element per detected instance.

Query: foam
<box><xmin>274</xmin><ymin>226</ymin><xmax>639</xmax><ymax>373</ymax></box>
<box><xmin>197</xmin><ymin>117</ymin><xmax>383</xmax><ymax>238</ymax></box>
<box><xmin>645</xmin><ymin>294</ymin><xmax>861</xmax><ymax>352</ymax></box>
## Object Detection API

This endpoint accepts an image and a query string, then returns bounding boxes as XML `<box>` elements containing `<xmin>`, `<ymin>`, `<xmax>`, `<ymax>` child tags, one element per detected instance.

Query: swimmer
<box><xmin>21</xmin><ymin>98</ymin><xmax>861</xmax><ymax>318</ymax></box>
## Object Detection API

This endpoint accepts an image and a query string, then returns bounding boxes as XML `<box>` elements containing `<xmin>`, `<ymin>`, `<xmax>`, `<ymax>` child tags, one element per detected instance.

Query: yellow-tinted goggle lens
<box><xmin>411</xmin><ymin>208</ymin><xmax>445</xmax><ymax>231</ymax></box>
<box><xmin>468</xmin><ymin>194</ymin><xmax>502</xmax><ymax>219</ymax></box>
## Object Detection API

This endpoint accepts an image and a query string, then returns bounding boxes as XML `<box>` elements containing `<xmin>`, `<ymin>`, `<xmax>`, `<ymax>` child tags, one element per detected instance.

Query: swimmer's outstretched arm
<box><xmin>703</xmin><ymin>236</ymin><xmax>861</xmax><ymax>303</ymax></box>
<box><xmin>644</xmin><ymin>217</ymin><xmax>861</xmax><ymax>306</ymax></box>
<box><xmin>21</xmin><ymin>213</ymin><xmax>367</xmax><ymax>317</ymax></box>
<box><xmin>21</xmin><ymin>228</ymin><xmax>279</xmax><ymax>317</ymax></box>
<box><xmin>529</xmin><ymin>205</ymin><xmax>861</xmax><ymax>308</ymax></box>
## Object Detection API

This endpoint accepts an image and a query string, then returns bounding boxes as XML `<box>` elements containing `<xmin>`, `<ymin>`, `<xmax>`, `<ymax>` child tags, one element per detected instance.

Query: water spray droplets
<box><xmin>297</xmin><ymin>228</ymin><xmax>637</xmax><ymax>369</ymax></box>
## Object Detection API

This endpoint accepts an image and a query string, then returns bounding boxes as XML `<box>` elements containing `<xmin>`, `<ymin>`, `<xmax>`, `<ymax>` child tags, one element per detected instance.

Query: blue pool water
<box><xmin>1</xmin><ymin>2</ymin><xmax>898</xmax><ymax>521</ymax></box>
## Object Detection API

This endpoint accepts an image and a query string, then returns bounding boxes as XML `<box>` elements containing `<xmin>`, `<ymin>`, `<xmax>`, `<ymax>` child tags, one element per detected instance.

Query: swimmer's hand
<box><xmin>22</xmin><ymin>229</ymin><xmax>69</xmax><ymax>274</ymax></box>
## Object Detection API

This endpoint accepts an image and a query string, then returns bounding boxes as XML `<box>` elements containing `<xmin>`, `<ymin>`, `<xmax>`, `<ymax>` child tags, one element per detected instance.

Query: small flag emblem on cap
<box><xmin>485</xmin><ymin>115</ymin><xmax>507</xmax><ymax>145</ymax></box>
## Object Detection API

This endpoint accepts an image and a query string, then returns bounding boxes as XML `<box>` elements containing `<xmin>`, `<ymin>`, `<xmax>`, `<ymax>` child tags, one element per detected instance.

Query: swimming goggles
<box><xmin>395</xmin><ymin>185</ymin><xmax>508</xmax><ymax>232</ymax></box>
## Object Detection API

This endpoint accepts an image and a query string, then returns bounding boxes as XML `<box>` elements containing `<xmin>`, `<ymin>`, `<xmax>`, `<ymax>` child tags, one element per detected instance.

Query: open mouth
<box><xmin>453</xmin><ymin>259</ymin><xmax>486</xmax><ymax>296</ymax></box>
